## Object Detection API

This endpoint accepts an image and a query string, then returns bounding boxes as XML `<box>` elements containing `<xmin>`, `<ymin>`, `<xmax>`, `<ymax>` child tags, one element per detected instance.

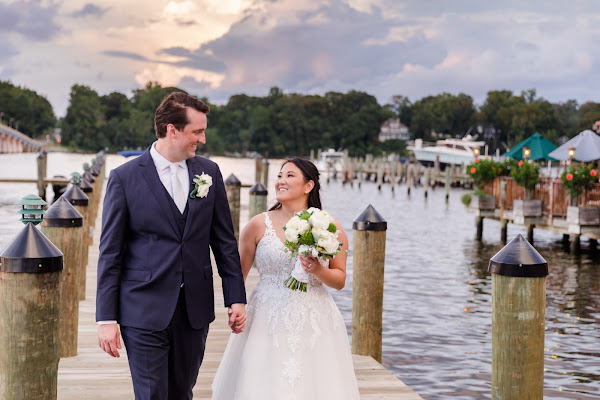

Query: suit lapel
<box><xmin>183</xmin><ymin>157</ymin><xmax>201</xmax><ymax>239</ymax></box>
<box><xmin>139</xmin><ymin>151</ymin><xmax>180</xmax><ymax>236</ymax></box>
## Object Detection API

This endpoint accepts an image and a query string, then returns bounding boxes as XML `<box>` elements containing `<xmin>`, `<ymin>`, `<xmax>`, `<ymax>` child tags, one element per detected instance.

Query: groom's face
<box><xmin>172</xmin><ymin>108</ymin><xmax>207</xmax><ymax>161</ymax></box>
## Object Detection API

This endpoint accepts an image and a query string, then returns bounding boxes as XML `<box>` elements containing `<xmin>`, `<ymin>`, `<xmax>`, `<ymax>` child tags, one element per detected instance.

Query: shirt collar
<box><xmin>150</xmin><ymin>141</ymin><xmax>187</xmax><ymax>171</ymax></box>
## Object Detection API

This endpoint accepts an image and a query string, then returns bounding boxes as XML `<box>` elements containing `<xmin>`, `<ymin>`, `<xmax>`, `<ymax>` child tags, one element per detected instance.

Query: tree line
<box><xmin>2</xmin><ymin>80</ymin><xmax>599</xmax><ymax>157</ymax></box>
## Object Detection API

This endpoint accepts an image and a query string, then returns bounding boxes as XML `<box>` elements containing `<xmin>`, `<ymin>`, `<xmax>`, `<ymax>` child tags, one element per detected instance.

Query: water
<box><xmin>1</xmin><ymin>153</ymin><xmax>599</xmax><ymax>399</ymax></box>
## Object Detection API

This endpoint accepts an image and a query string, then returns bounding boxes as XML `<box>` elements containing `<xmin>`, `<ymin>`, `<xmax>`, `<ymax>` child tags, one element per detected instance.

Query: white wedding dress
<box><xmin>212</xmin><ymin>213</ymin><xmax>360</xmax><ymax>400</ymax></box>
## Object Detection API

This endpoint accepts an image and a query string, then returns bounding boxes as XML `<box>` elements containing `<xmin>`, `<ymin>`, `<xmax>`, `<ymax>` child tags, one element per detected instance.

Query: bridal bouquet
<box><xmin>282</xmin><ymin>208</ymin><xmax>343</xmax><ymax>292</ymax></box>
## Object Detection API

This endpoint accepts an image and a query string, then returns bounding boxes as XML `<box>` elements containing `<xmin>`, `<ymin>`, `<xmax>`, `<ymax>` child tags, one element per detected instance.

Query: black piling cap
<box><xmin>42</xmin><ymin>196</ymin><xmax>84</xmax><ymax>228</ymax></box>
<box><xmin>353</xmin><ymin>204</ymin><xmax>387</xmax><ymax>231</ymax></box>
<box><xmin>0</xmin><ymin>223</ymin><xmax>63</xmax><ymax>273</ymax></box>
<box><xmin>80</xmin><ymin>176</ymin><xmax>93</xmax><ymax>193</ymax></box>
<box><xmin>90</xmin><ymin>163</ymin><xmax>100</xmax><ymax>176</ymax></box>
<box><xmin>62</xmin><ymin>185</ymin><xmax>90</xmax><ymax>206</ymax></box>
<box><xmin>83</xmin><ymin>170</ymin><xmax>96</xmax><ymax>183</ymax></box>
<box><xmin>225</xmin><ymin>174</ymin><xmax>241</xmax><ymax>187</ymax></box>
<box><xmin>249</xmin><ymin>182</ymin><xmax>268</xmax><ymax>195</ymax></box>
<box><xmin>488</xmin><ymin>234</ymin><xmax>548</xmax><ymax>277</ymax></box>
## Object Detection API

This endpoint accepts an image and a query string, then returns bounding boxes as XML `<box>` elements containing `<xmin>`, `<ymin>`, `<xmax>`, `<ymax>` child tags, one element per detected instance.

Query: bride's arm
<box><xmin>239</xmin><ymin>214</ymin><xmax>263</xmax><ymax>281</ymax></box>
<box><xmin>302</xmin><ymin>218</ymin><xmax>349</xmax><ymax>290</ymax></box>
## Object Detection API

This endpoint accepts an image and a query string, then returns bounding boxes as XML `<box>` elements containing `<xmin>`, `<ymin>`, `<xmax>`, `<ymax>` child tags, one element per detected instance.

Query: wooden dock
<box><xmin>56</xmin><ymin>181</ymin><xmax>423</xmax><ymax>399</ymax></box>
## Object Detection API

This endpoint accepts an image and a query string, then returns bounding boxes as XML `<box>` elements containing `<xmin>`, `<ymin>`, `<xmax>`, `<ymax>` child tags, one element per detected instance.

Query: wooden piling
<box><xmin>352</xmin><ymin>205</ymin><xmax>387</xmax><ymax>363</ymax></box>
<box><xmin>444</xmin><ymin>168</ymin><xmax>450</xmax><ymax>202</ymax></box>
<box><xmin>0</xmin><ymin>210</ymin><xmax>63</xmax><ymax>400</ymax></box>
<box><xmin>62</xmin><ymin>184</ymin><xmax>90</xmax><ymax>301</ymax></box>
<box><xmin>489</xmin><ymin>235</ymin><xmax>547</xmax><ymax>400</ymax></box>
<box><xmin>37</xmin><ymin>150</ymin><xmax>47</xmax><ymax>200</ymax></box>
<box><xmin>476</xmin><ymin>217</ymin><xmax>483</xmax><ymax>241</ymax></box>
<box><xmin>255</xmin><ymin>157</ymin><xmax>263</xmax><ymax>185</ymax></box>
<box><xmin>261</xmin><ymin>158</ymin><xmax>269</xmax><ymax>188</ymax></box>
<box><xmin>225</xmin><ymin>174</ymin><xmax>241</xmax><ymax>242</ymax></box>
<box><xmin>248</xmin><ymin>182</ymin><xmax>268</xmax><ymax>220</ymax></box>
<box><xmin>41</xmin><ymin>197</ymin><xmax>84</xmax><ymax>358</ymax></box>
<box><xmin>570</xmin><ymin>234</ymin><xmax>580</xmax><ymax>254</ymax></box>
<box><xmin>527</xmin><ymin>225</ymin><xmax>535</xmax><ymax>244</ymax></box>
<box><xmin>376</xmin><ymin>162</ymin><xmax>383</xmax><ymax>191</ymax></box>
<box><xmin>424</xmin><ymin>167</ymin><xmax>429</xmax><ymax>198</ymax></box>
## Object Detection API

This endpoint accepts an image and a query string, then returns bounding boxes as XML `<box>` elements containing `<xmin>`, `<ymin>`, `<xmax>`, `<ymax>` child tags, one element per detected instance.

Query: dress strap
<box><xmin>263</xmin><ymin>212</ymin><xmax>274</xmax><ymax>232</ymax></box>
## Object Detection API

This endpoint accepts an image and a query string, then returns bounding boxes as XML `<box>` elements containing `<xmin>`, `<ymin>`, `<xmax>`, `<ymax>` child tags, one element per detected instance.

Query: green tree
<box><xmin>0</xmin><ymin>80</ymin><xmax>56</xmax><ymax>137</ymax></box>
<box><xmin>61</xmin><ymin>84</ymin><xmax>108</xmax><ymax>150</ymax></box>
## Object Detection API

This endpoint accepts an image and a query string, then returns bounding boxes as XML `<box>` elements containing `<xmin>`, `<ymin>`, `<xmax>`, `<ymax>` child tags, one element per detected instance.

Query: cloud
<box><xmin>0</xmin><ymin>0</ymin><xmax>61</xmax><ymax>41</ymax></box>
<box><xmin>103</xmin><ymin>50</ymin><xmax>150</xmax><ymax>62</ymax></box>
<box><xmin>71</xmin><ymin>3</ymin><xmax>110</xmax><ymax>18</ymax></box>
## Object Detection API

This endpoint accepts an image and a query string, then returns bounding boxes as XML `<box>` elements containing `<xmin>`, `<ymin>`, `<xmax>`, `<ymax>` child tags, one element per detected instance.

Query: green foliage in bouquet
<box><xmin>561</xmin><ymin>163</ymin><xmax>598</xmax><ymax>201</ymax></box>
<box><xmin>510</xmin><ymin>160</ymin><xmax>540</xmax><ymax>193</ymax></box>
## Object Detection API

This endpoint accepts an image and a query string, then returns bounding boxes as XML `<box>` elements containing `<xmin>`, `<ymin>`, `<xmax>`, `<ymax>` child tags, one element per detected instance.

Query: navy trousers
<box><xmin>121</xmin><ymin>287</ymin><xmax>209</xmax><ymax>400</ymax></box>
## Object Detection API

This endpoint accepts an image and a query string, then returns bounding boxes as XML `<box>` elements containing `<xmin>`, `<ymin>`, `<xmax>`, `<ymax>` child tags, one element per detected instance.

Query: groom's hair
<box><xmin>154</xmin><ymin>92</ymin><xmax>210</xmax><ymax>138</ymax></box>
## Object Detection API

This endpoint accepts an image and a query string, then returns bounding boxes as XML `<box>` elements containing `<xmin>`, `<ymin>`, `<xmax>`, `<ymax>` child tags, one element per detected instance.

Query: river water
<box><xmin>0</xmin><ymin>152</ymin><xmax>598</xmax><ymax>399</ymax></box>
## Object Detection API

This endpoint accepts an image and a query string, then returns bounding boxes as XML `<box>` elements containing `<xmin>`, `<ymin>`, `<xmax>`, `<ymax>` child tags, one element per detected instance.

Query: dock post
<box><xmin>352</xmin><ymin>205</ymin><xmax>387</xmax><ymax>363</ymax></box>
<box><xmin>0</xmin><ymin>195</ymin><xmax>63</xmax><ymax>400</ymax></box>
<box><xmin>424</xmin><ymin>167</ymin><xmax>429</xmax><ymax>198</ymax></box>
<box><xmin>248</xmin><ymin>182</ymin><xmax>268</xmax><ymax>220</ymax></box>
<box><xmin>255</xmin><ymin>156</ymin><xmax>263</xmax><ymax>185</ymax></box>
<box><xmin>41</xmin><ymin>197</ymin><xmax>84</xmax><ymax>358</ymax></box>
<box><xmin>476</xmin><ymin>217</ymin><xmax>484</xmax><ymax>241</ymax></box>
<box><xmin>37</xmin><ymin>149</ymin><xmax>47</xmax><ymax>200</ymax></box>
<box><xmin>590</xmin><ymin>239</ymin><xmax>597</xmax><ymax>251</ymax></box>
<box><xmin>62</xmin><ymin>175</ymin><xmax>90</xmax><ymax>301</ymax></box>
<box><xmin>570</xmin><ymin>234</ymin><xmax>580</xmax><ymax>254</ymax></box>
<box><xmin>499</xmin><ymin>180</ymin><xmax>507</xmax><ymax>243</ymax></box>
<box><xmin>444</xmin><ymin>168</ymin><xmax>450</xmax><ymax>202</ymax></box>
<box><xmin>225</xmin><ymin>174</ymin><xmax>241</xmax><ymax>242</ymax></box>
<box><xmin>377</xmin><ymin>162</ymin><xmax>383</xmax><ymax>191</ymax></box>
<box><xmin>527</xmin><ymin>225</ymin><xmax>535</xmax><ymax>244</ymax></box>
<box><xmin>261</xmin><ymin>158</ymin><xmax>270</xmax><ymax>188</ymax></box>
<box><xmin>489</xmin><ymin>235</ymin><xmax>547</xmax><ymax>400</ymax></box>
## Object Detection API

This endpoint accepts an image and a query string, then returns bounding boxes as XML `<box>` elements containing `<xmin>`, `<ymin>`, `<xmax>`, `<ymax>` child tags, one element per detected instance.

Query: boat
<box><xmin>315</xmin><ymin>149</ymin><xmax>345</xmax><ymax>174</ymax></box>
<box><xmin>117</xmin><ymin>150</ymin><xmax>145</xmax><ymax>157</ymax></box>
<box><xmin>407</xmin><ymin>135</ymin><xmax>485</xmax><ymax>168</ymax></box>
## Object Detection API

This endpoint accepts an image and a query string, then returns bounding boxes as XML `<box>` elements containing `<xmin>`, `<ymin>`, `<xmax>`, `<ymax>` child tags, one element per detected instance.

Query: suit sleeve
<box><xmin>96</xmin><ymin>170</ymin><xmax>128</xmax><ymax>321</ymax></box>
<box><xmin>209</xmin><ymin>165</ymin><xmax>247</xmax><ymax>307</ymax></box>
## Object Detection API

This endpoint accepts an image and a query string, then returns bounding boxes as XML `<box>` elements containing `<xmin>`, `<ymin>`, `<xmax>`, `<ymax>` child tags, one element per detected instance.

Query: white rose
<box><xmin>307</xmin><ymin>207</ymin><xmax>321</xmax><ymax>215</ymax></box>
<box><xmin>285</xmin><ymin>228</ymin><xmax>299</xmax><ymax>243</ymax></box>
<box><xmin>286</xmin><ymin>215</ymin><xmax>302</xmax><ymax>231</ymax></box>
<box><xmin>311</xmin><ymin>226</ymin><xmax>326</xmax><ymax>242</ymax></box>
<box><xmin>197</xmin><ymin>184</ymin><xmax>210</xmax><ymax>198</ymax></box>
<box><xmin>318</xmin><ymin>231</ymin><xmax>340</xmax><ymax>254</ymax></box>
<box><xmin>309</xmin><ymin>210</ymin><xmax>332</xmax><ymax>230</ymax></box>
<box><xmin>296</xmin><ymin>219</ymin><xmax>310</xmax><ymax>235</ymax></box>
<box><xmin>201</xmin><ymin>173</ymin><xmax>213</xmax><ymax>186</ymax></box>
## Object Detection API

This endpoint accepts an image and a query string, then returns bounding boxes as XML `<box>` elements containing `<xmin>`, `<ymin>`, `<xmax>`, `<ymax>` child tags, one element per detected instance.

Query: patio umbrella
<box><xmin>548</xmin><ymin>130</ymin><xmax>600</xmax><ymax>162</ymax></box>
<box><xmin>504</xmin><ymin>132</ymin><xmax>558</xmax><ymax>161</ymax></box>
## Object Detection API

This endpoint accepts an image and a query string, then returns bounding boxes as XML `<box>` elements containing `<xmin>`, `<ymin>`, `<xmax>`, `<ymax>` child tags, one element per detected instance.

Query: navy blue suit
<box><xmin>96</xmin><ymin>150</ymin><xmax>246</xmax><ymax>399</ymax></box>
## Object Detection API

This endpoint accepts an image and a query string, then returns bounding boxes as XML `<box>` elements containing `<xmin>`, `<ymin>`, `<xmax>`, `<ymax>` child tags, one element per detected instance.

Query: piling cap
<box><xmin>0</xmin><ymin>223</ymin><xmax>63</xmax><ymax>273</ymax></box>
<box><xmin>488</xmin><ymin>234</ymin><xmax>548</xmax><ymax>277</ymax></box>
<box><xmin>80</xmin><ymin>176</ymin><xmax>93</xmax><ymax>193</ymax></box>
<box><xmin>42</xmin><ymin>196</ymin><xmax>84</xmax><ymax>227</ymax></box>
<box><xmin>62</xmin><ymin>184</ymin><xmax>89</xmax><ymax>206</ymax></box>
<box><xmin>16</xmin><ymin>194</ymin><xmax>47</xmax><ymax>225</ymax></box>
<box><xmin>353</xmin><ymin>204</ymin><xmax>387</xmax><ymax>231</ymax></box>
<box><xmin>90</xmin><ymin>163</ymin><xmax>100</xmax><ymax>176</ymax></box>
<box><xmin>83</xmin><ymin>170</ymin><xmax>96</xmax><ymax>183</ymax></box>
<box><xmin>249</xmin><ymin>182</ymin><xmax>268</xmax><ymax>195</ymax></box>
<box><xmin>225</xmin><ymin>174</ymin><xmax>241</xmax><ymax>187</ymax></box>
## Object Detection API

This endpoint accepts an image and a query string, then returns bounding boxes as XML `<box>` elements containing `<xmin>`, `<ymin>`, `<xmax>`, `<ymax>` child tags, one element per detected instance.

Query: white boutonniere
<box><xmin>190</xmin><ymin>173</ymin><xmax>212</xmax><ymax>198</ymax></box>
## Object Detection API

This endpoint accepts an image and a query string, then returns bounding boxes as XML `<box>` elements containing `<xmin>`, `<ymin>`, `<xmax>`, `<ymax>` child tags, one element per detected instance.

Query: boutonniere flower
<box><xmin>190</xmin><ymin>173</ymin><xmax>212</xmax><ymax>198</ymax></box>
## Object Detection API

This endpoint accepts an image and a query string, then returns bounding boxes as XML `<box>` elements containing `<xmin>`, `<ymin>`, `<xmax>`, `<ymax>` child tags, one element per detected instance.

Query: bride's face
<box><xmin>275</xmin><ymin>162</ymin><xmax>314</xmax><ymax>204</ymax></box>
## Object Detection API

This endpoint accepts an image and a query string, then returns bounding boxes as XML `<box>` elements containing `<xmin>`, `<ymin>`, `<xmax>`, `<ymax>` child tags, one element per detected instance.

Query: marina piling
<box><xmin>248</xmin><ymin>182</ymin><xmax>268</xmax><ymax>219</ymax></box>
<box><xmin>41</xmin><ymin>197</ymin><xmax>84</xmax><ymax>358</ymax></box>
<box><xmin>225</xmin><ymin>174</ymin><xmax>241</xmax><ymax>241</ymax></box>
<box><xmin>489</xmin><ymin>235</ymin><xmax>547</xmax><ymax>400</ymax></box>
<box><xmin>0</xmin><ymin>195</ymin><xmax>63</xmax><ymax>400</ymax></box>
<box><xmin>352</xmin><ymin>205</ymin><xmax>387</xmax><ymax>363</ymax></box>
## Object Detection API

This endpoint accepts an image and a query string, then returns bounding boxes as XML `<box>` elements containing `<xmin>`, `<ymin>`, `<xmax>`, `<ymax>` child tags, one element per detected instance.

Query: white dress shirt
<box><xmin>98</xmin><ymin>143</ymin><xmax>190</xmax><ymax>325</ymax></box>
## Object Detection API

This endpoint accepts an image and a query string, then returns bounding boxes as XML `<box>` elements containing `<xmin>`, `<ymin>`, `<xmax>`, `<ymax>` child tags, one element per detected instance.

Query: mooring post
<box><xmin>62</xmin><ymin>174</ymin><xmax>90</xmax><ymax>301</ymax></box>
<box><xmin>570</xmin><ymin>233</ymin><xmax>581</xmax><ymax>254</ymax></box>
<box><xmin>0</xmin><ymin>195</ymin><xmax>63</xmax><ymax>400</ymax></box>
<box><xmin>424</xmin><ymin>167</ymin><xmax>429</xmax><ymax>198</ymax></box>
<box><xmin>489</xmin><ymin>235</ymin><xmax>547</xmax><ymax>400</ymax></box>
<box><xmin>225</xmin><ymin>174</ymin><xmax>242</xmax><ymax>242</ymax></box>
<box><xmin>41</xmin><ymin>196</ymin><xmax>84</xmax><ymax>358</ymax></box>
<box><xmin>248</xmin><ymin>182</ymin><xmax>268</xmax><ymax>220</ymax></box>
<box><xmin>261</xmin><ymin>158</ymin><xmax>270</xmax><ymax>188</ymax></box>
<box><xmin>352</xmin><ymin>205</ymin><xmax>387</xmax><ymax>362</ymax></box>
<box><xmin>445</xmin><ymin>167</ymin><xmax>451</xmax><ymax>202</ymax></box>
<box><xmin>255</xmin><ymin>156</ymin><xmax>263</xmax><ymax>185</ymax></box>
<box><xmin>37</xmin><ymin>150</ymin><xmax>47</xmax><ymax>200</ymax></box>
<box><xmin>476</xmin><ymin>216</ymin><xmax>484</xmax><ymax>241</ymax></box>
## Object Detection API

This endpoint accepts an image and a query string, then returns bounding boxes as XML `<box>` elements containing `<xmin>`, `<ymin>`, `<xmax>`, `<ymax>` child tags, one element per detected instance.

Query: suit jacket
<box><xmin>96</xmin><ymin>150</ymin><xmax>246</xmax><ymax>331</ymax></box>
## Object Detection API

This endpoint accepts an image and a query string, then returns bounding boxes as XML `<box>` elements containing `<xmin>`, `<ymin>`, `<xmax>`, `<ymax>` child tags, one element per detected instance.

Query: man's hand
<box><xmin>228</xmin><ymin>303</ymin><xmax>246</xmax><ymax>334</ymax></box>
<box><xmin>98</xmin><ymin>323</ymin><xmax>122</xmax><ymax>357</ymax></box>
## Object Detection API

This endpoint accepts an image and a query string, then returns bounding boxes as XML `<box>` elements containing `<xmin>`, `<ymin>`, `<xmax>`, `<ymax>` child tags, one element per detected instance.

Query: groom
<box><xmin>96</xmin><ymin>92</ymin><xmax>247</xmax><ymax>399</ymax></box>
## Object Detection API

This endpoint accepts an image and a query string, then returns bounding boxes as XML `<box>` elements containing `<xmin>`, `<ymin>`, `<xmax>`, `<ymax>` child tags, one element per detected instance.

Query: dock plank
<box><xmin>57</xmin><ymin>180</ymin><xmax>422</xmax><ymax>400</ymax></box>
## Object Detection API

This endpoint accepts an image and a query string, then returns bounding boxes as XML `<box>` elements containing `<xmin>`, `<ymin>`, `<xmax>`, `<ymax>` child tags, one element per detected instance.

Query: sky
<box><xmin>1</xmin><ymin>0</ymin><xmax>599</xmax><ymax>118</ymax></box>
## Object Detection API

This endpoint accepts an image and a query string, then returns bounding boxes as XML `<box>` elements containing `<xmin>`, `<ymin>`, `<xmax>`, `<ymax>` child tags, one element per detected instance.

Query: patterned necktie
<box><xmin>169</xmin><ymin>164</ymin><xmax>186</xmax><ymax>213</ymax></box>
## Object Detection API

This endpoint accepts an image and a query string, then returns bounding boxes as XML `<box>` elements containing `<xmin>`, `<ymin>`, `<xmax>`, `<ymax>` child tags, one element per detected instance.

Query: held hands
<box><xmin>228</xmin><ymin>303</ymin><xmax>246</xmax><ymax>334</ymax></box>
<box><xmin>98</xmin><ymin>323</ymin><xmax>122</xmax><ymax>357</ymax></box>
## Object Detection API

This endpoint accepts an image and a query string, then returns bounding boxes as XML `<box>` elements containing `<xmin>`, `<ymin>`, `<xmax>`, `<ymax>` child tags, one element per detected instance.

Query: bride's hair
<box><xmin>269</xmin><ymin>158</ymin><xmax>322</xmax><ymax>211</ymax></box>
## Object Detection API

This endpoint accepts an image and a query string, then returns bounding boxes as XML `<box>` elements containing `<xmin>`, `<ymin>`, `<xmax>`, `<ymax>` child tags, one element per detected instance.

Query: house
<box><xmin>378</xmin><ymin>118</ymin><xmax>410</xmax><ymax>142</ymax></box>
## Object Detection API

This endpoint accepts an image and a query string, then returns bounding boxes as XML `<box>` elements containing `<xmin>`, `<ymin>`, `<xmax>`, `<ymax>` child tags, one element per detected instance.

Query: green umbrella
<box><xmin>504</xmin><ymin>133</ymin><xmax>558</xmax><ymax>161</ymax></box>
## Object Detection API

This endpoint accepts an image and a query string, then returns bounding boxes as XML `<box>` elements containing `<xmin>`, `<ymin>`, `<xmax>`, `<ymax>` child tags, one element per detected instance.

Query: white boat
<box><xmin>315</xmin><ymin>149</ymin><xmax>345</xmax><ymax>174</ymax></box>
<box><xmin>407</xmin><ymin>135</ymin><xmax>485</xmax><ymax>168</ymax></box>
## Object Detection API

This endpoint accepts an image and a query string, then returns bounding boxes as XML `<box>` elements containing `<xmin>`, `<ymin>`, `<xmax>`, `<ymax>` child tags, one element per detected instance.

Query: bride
<box><xmin>212</xmin><ymin>158</ymin><xmax>360</xmax><ymax>400</ymax></box>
